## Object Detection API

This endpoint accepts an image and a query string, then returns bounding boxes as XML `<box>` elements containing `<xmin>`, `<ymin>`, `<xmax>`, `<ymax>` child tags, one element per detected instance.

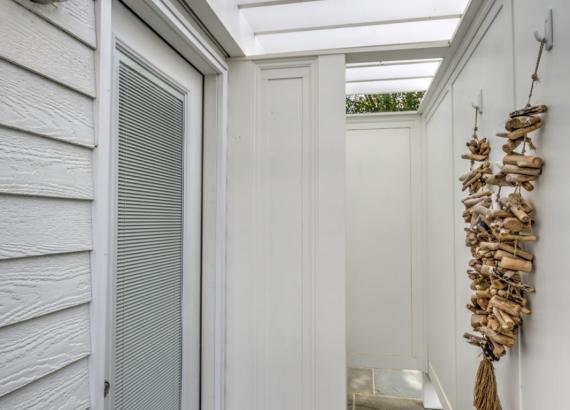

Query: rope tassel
<box><xmin>474</xmin><ymin>357</ymin><xmax>502</xmax><ymax>410</ymax></box>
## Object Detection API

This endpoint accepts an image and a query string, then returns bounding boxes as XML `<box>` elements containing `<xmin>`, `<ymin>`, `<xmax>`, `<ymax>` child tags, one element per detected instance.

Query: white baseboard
<box><xmin>427</xmin><ymin>363</ymin><xmax>453</xmax><ymax>410</ymax></box>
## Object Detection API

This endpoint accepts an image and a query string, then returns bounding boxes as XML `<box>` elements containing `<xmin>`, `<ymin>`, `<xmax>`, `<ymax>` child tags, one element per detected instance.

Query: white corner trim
<box><xmin>419</xmin><ymin>0</ymin><xmax>501</xmax><ymax>117</ymax></box>
<box><xmin>89</xmin><ymin>0</ymin><xmax>113</xmax><ymax>409</ymax></box>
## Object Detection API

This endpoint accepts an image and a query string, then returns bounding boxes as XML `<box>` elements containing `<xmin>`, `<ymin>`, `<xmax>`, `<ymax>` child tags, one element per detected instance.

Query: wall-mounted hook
<box><xmin>534</xmin><ymin>8</ymin><xmax>553</xmax><ymax>51</ymax></box>
<box><xmin>472</xmin><ymin>89</ymin><xmax>483</xmax><ymax>115</ymax></box>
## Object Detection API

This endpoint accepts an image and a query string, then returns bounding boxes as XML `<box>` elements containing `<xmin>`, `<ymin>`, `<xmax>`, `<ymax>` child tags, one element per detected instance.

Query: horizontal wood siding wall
<box><xmin>0</xmin><ymin>0</ymin><xmax>96</xmax><ymax>407</ymax></box>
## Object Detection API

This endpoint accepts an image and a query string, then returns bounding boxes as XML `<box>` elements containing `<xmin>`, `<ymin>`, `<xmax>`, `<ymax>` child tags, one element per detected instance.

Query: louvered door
<box><xmin>110</xmin><ymin>6</ymin><xmax>204</xmax><ymax>408</ymax></box>
<box><xmin>113</xmin><ymin>57</ymin><xmax>185</xmax><ymax>409</ymax></box>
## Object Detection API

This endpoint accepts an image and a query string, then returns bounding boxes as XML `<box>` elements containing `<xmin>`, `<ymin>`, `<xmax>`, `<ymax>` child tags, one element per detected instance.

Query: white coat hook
<box><xmin>472</xmin><ymin>89</ymin><xmax>483</xmax><ymax>115</ymax></box>
<box><xmin>534</xmin><ymin>8</ymin><xmax>553</xmax><ymax>51</ymax></box>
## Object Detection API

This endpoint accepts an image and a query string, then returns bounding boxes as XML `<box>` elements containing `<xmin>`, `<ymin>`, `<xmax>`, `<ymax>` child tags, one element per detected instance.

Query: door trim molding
<box><xmin>91</xmin><ymin>1</ymin><xmax>229</xmax><ymax>409</ymax></box>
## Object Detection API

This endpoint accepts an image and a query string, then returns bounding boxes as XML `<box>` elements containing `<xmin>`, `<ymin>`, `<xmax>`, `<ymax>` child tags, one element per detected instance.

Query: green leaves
<box><xmin>346</xmin><ymin>91</ymin><xmax>425</xmax><ymax>114</ymax></box>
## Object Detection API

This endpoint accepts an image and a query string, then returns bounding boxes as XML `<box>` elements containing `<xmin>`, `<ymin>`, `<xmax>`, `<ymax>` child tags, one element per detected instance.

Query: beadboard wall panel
<box><xmin>0</xmin><ymin>0</ymin><xmax>96</xmax><ymax>96</ymax></box>
<box><xmin>0</xmin><ymin>252</ymin><xmax>91</xmax><ymax>328</ymax></box>
<box><xmin>0</xmin><ymin>126</ymin><xmax>93</xmax><ymax>199</ymax></box>
<box><xmin>0</xmin><ymin>0</ymin><xmax>96</xmax><ymax>407</ymax></box>
<box><xmin>0</xmin><ymin>359</ymin><xmax>90</xmax><ymax>410</ymax></box>
<box><xmin>14</xmin><ymin>0</ymin><xmax>96</xmax><ymax>48</ymax></box>
<box><xmin>0</xmin><ymin>305</ymin><xmax>91</xmax><ymax>397</ymax></box>
<box><xmin>0</xmin><ymin>197</ymin><xmax>92</xmax><ymax>260</ymax></box>
<box><xmin>0</xmin><ymin>60</ymin><xmax>95</xmax><ymax>147</ymax></box>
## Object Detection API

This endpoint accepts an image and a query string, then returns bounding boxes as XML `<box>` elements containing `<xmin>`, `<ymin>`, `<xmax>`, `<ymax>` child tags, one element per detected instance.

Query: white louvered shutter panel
<box><xmin>113</xmin><ymin>60</ymin><xmax>185</xmax><ymax>410</ymax></box>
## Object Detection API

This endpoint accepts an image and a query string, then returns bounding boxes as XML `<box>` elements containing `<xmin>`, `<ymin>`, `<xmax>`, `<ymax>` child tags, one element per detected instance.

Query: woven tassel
<box><xmin>474</xmin><ymin>357</ymin><xmax>502</xmax><ymax>410</ymax></box>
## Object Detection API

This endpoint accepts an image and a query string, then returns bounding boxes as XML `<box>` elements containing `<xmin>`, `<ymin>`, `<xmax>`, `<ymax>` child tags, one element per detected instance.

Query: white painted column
<box><xmin>226</xmin><ymin>55</ymin><xmax>346</xmax><ymax>410</ymax></box>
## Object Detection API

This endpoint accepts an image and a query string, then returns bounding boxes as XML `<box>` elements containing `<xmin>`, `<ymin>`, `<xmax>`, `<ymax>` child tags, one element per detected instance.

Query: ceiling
<box><xmin>232</xmin><ymin>0</ymin><xmax>469</xmax><ymax>94</ymax></box>
<box><xmin>345</xmin><ymin>58</ymin><xmax>441</xmax><ymax>94</ymax></box>
<box><xmin>238</xmin><ymin>0</ymin><xmax>469</xmax><ymax>55</ymax></box>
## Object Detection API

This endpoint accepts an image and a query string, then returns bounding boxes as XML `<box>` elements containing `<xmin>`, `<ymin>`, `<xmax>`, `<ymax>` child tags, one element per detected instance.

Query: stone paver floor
<box><xmin>347</xmin><ymin>368</ymin><xmax>424</xmax><ymax>410</ymax></box>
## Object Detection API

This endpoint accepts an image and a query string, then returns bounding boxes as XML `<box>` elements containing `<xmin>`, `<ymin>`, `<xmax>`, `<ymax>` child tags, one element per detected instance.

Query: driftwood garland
<box><xmin>460</xmin><ymin>37</ymin><xmax>549</xmax><ymax>410</ymax></box>
<box><xmin>460</xmin><ymin>106</ymin><xmax>546</xmax><ymax>409</ymax></box>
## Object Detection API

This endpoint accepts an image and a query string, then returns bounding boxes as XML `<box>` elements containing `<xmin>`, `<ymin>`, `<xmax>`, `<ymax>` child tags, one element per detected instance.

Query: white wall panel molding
<box><xmin>227</xmin><ymin>55</ymin><xmax>346</xmax><ymax>410</ymax></box>
<box><xmin>346</xmin><ymin>114</ymin><xmax>424</xmax><ymax>371</ymax></box>
<box><xmin>252</xmin><ymin>59</ymin><xmax>317</xmax><ymax>410</ymax></box>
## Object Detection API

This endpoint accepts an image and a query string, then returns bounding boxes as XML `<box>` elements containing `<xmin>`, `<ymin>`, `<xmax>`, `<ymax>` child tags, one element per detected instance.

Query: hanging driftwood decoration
<box><xmin>461</xmin><ymin>39</ymin><xmax>548</xmax><ymax>410</ymax></box>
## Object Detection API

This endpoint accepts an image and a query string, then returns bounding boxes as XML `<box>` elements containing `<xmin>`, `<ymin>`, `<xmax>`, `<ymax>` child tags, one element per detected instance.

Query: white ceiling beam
<box><xmin>345</xmin><ymin>45</ymin><xmax>449</xmax><ymax>65</ymax></box>
<box><xmin>346</xmin><ymin>78</ymin><xmax>432</xmax><ymax>95</ymax></box>
<box><xmin>229</xmin><ymin>41</ymin><xmax>449</xmax><ymax>61</ymax></box>
<box><xmin>237</xmin><ymin>0</ymin><xmax>322</xmax><ymax>9</ymax></box>
<box><xmin>346</xmin><ymin>75</ymin><xmax>434</xmax><ymax>84</ymax></box>
<box><xmin>346</xmin><ymin>59</ymin><xmax>442</xmax><ymax>68</ymax></box>
<box><xmin>254</xmin><ymin>14</ymin><xmax>462</xmax><ymax>36</ymax></box>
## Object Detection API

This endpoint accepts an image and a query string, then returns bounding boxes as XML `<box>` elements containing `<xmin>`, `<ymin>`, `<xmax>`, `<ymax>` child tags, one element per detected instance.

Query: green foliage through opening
<box><xmin>346</xmin><ymin>91</ymin><xmax>425</xmax><ymax>114</ymax></box>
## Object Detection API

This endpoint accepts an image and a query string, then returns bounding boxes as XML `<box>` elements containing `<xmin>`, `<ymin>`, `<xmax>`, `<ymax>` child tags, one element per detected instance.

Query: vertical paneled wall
<box><xmin>226</xmin><ymin>55</ymin><xmax>346</xmax><ymax>410</ymax></box>
<box><xmin>423</xmin><ymin>0</ymin><xmax>570</xmax><ymax>408</ymax></box>
<box><xmin>0</xmin><ymin>0</ymin><xmax>96</xmax><ymax>408</ymax></box>
<box><xmin>346</xmin><ymin>114</ymin><xmax>424</xmax><ymax>372</ymax></box>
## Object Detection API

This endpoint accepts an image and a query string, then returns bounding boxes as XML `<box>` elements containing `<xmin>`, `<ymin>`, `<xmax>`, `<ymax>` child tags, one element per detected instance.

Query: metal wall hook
<box><xmin>534</xmin><ymin>8</ymin><xmax>553</xmax><ymax>51</ymax></box>
<box><xmin>472</xmin><ymin>89</ymin><xmax>483</xmax><ymax>115</ymax></box>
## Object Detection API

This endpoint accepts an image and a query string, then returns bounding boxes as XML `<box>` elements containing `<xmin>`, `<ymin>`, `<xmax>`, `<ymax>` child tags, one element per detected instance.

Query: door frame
<box><xmin>91</xmin><ymin>1</ymin><xmax>229</xmax><ymax>409</ymax></box>
<box><xmin>107</xmin><ymin>36</ymin><xmax>203</xmax><ymax>408</ymax></box>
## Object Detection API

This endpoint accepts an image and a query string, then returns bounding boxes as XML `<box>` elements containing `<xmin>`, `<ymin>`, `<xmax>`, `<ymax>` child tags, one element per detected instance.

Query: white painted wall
<box><xmin>226</xmin><ymin>55</ymin><xmax>346</xmax><ymax>410</ymax></box>
<box><xmin>422</xmin><ymin>0</ymin><xmax>570</xmax><ymax>408</ymax></box>
<box><xmin>0</xmin><ymin>0</ymin><xmax>96</xmax><ymax>407</ymax></box>
<box><xmin>346</xmin><ymin>114</ymin><xmax>424</xmax><ymax>371</ymax></box>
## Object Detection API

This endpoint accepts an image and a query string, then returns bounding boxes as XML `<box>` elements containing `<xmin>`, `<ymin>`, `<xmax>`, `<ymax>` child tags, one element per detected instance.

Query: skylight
<box><xmin>346</xmin><ymin>59</ymin><xmax>441</xmax><ymax>95</ymax></box>
<box><xmin>237</xmin><ymin>0</ymin><xmax>470</xmax><ymax>55</ymax></box>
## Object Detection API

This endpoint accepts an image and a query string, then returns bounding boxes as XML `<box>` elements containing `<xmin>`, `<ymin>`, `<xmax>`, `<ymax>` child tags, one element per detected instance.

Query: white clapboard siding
<box><xmin>0</xmin><ymin>126</ymin><xmax>93</xmax><ymax>199</ymax></box>
<box><xmin>0</xmin><ymin>0</ymin><xmax>96</xmax><ymax>406</ymax></box>
<box><xmin>14</xmin><ymin>0</ymin><xmax>96</xmax><ymax>48</ymax></box>
<box><xmin>0</xmin><ymin>0</ymin><xmax>95</xmax><ymax>96</ymax></box>
<box><xmin>0</xmin><ymin>60</ymin><xmax>95</xmax><ymax>147</ymax></box>
<box><xmin>0</xmin><ymin>196</ymin><xmax>92</xmax><ymax>260</ymax></box>
<box><xmin>0</xmin><ymin>305</ymin><xmax>91</xmax><ymax>397</ymax></box>
<box><xmin>0</xmin><ymin>359</ymin><xmax>90</xmax><ymax>410</ymax></box>
<box><xmin>0</xmin><ymin>252</ymin><xmax>91</xmax><ymax>328</ymax></box>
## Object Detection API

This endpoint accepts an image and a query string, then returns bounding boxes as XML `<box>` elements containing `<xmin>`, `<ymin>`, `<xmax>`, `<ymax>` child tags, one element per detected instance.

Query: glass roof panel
<box><xmin>242</xmin><ymin>0</ymin><xmax>469</xmax><ymax>34</ymax></box>
<box><xmin>346</xmin><ymin>61</ymin><xmax>441</xmax><ymax>82</ymax></box>
<box><xmin>255</xmin><ymin>18</ymin><xmax>460</xmax><ymax>54</ymax></box>
<box><xmin>346</xmin><ymin>78</ymin><xmax>433</xmax><ymax>95</ymax></box>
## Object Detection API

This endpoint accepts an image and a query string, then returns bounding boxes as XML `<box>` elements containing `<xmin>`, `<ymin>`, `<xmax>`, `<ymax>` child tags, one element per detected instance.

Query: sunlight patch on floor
<box><xmin>348</xmin><ymin>368</ymin><xmax>424</xmax><ymax>410</ymax></box>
